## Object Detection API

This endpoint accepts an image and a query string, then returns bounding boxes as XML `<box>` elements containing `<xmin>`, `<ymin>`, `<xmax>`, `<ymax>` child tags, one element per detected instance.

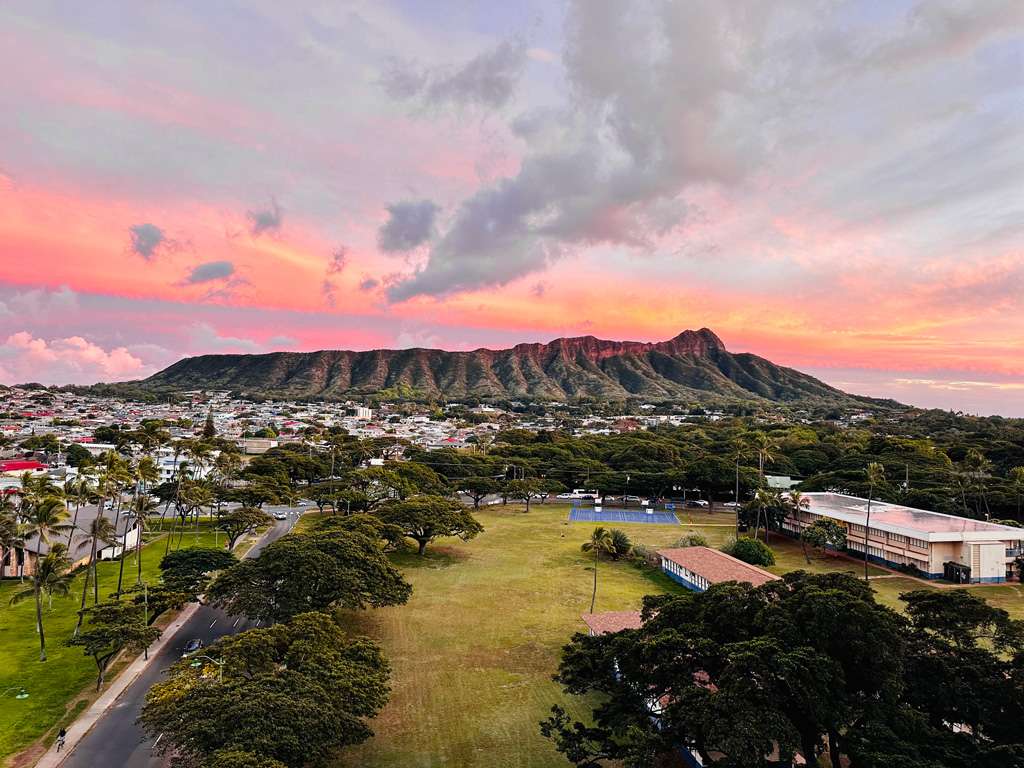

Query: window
<box><xmin>908</xmin><ymin>537</ymin><xmax>927</xmax><ymax>549</ymax></box>
<box><xmin>889</xmin><ymin>533</ymin><xmax>907</xmax><ymax>545</ymax></box>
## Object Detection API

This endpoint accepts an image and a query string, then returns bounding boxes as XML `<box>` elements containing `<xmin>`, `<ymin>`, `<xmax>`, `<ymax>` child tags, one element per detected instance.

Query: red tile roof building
<box><xmin>657</xmin><ymin>546</ymin><xmax>778</xmax><ymax>592</ymax></box>
<box><xmin>581</xmin><ymin>610</ymin><xmax>643</xmax><ymax>636</ymax></box>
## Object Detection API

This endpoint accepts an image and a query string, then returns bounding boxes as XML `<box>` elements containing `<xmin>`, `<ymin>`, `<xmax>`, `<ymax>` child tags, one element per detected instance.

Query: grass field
<box><xmin>0</xmin><ymin>519</ymin><xmax>233</xmax><ymax>761</ymax></box>
<box><xmin>318</xmin><ymin>502</ymin><xmax>1023</xmax><ymax>768</ymax></box>
<box><xmin>329</xmin><ymin>503</ymin><xmax>689</xmax><ymax>768</ymax></box>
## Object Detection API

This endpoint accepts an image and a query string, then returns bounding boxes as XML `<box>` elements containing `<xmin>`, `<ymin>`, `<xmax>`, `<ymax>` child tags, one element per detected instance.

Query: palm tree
<box><xmin>864</xmin><ymin>462</ymin><xmax>886</xmax><ymax>583</ymax></box>
<box><xmin>752</xmin><ymin>487</ymin><xmax>781</xmax><ymax>544</ymax></box>
<box><xmin>21</xmin><ymin>496</ymin><xmax>72</xmax><ymax>661</ymax></box>
<box><xmin>63</xmin><ymin>475</ymin><xmax>96</xmax><ymax>551</ymax></box>
<box><xmin>750</xmin><ymin>432</ymin><xmax>776</xmax><ymax>480</ymax></box>
<box><xmin>786</xmin><ymin>490</ymin><xmax>811</xmax><ymax>563</ymax></box>
<box><xmin>11</xmin><ymin>543</ymin><xmax>72</xmax><ymax>611</ymax></box>
<box><xmin>581</xmin><ymin>527</ymin><xmax>615</xmax><ymax>614</ymax></box>
<box><xmin>0</xmin><ymin>502</ymin><xmax>23</xmax><ymax>580</ymax></box>
<box><xmin>74</xmin><ymin>515</ymin><xmax>117</xmax><ymax>636</ymax></box>
<box><xmin>1010</xmin><ymin>467</ymin><xmax>1024</xmax><ymax>521</ymax></box>
<box><xmin>118</xmin><ymin>495</ymin><xmax>156</xmax><ymax>594</ymax></box>
<box><xmin>962</xmin><ymin>449</ymin><xmax>992</xmax><ymax>518</ymax></box>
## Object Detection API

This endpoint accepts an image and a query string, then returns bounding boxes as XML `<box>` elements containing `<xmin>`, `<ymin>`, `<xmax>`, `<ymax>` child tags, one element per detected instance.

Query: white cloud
<box><xmin>0</xmin><ymin>331</ymin><xmax>153</xmax><ymax>384</ymax></box>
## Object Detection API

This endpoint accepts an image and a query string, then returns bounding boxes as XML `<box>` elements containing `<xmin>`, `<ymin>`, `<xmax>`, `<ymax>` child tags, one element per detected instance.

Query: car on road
<box><xmin>297</xmin><ymin>500</ymin><xmax>309</xmax><ymax>506</ymax></box>
<box><xmin>182</xmin><ymin>638</ymin><xmax>204</xmax><ymax>657</ymax></box>
<box><xmin>685</xmin><ymin>499</ymin><xmax>710</xmax><ymax>508</ymax></box>
<box><xmin>722</xmin><ymin>501</ymin><xmax>740</xmax><ymax>508</ymax></box>
<box><xmin>272</xmin><ymin>510</ymin><xmax>288</xmax><ymax>520</ymax></box>
<box><xmin>622</xmin><ymin>495</ymin><xmax>649</xmax><ymax>505</ymax></box>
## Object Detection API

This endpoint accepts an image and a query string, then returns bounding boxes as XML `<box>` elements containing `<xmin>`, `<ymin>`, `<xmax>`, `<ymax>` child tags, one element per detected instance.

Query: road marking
<box><xmin>232</xmin><ymin>618</ymin><xmax>240</xmax><ymax>628</ymax></box>
<box><xmin>209</xmin><ymin>620</ymin><xmax>217</xmax><ymax>629</ymax></box>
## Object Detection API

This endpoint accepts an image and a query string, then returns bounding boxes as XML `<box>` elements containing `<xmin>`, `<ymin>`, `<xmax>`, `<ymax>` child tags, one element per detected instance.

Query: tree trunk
<box><xmin>589</xmin><ymin>551</ymin><xmax>599</xmax><ymax>614</ymax></box>
<box><xmin>74</xmin><ymin>542</ymin><xmax>93</xmax><ymax>637</ymax></box>
<box><xmin>417</xmin><ymin>538</ymin><xmax>428</xmax><ymax>556</ymax></box>
<box><xmin>828</xmin><ymin>729</ymin><xmax>841</xmax><ymax>768</ymax></box>
<box><xmin>35</xmin><ymin>582</ymin><xmax>47</xmax><ymax>661</ymax></box>
<box><xmin>136</xmin><ymin>517</ymin><xmax>144</xmax><ymax>585</ymax></box>
<box><xmin>115</xmin><ymin>526</ymin><xmax>129</xmax><ymax>599</ymax></box>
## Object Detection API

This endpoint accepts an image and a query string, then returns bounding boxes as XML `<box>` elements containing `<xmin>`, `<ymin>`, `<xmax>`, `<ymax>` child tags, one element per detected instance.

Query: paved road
<box><xmin>60</xmin><ymin>507</ymin><xmax>304</xmax><ymax>768</ymax></box>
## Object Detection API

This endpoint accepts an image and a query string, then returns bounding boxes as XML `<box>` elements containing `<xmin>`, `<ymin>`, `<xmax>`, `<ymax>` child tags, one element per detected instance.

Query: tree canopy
<box><xmin>374</xmin><ymin>495</ymin><xmax>484</xmax><ymax>555</ymax></box>
<box><xmin>141</xmin><ymin>612</ymin><xmax>389</xmax><ymax>768</ymax></box>
<box><xmin>543</xmin><ymin>572</ymin><xmax>1024</xmax><ymax>768</ymax></box>
<box><xmin>207</xmin><ymin>520</ymin><xmax>411</xmax><ymax>622</ymax></box>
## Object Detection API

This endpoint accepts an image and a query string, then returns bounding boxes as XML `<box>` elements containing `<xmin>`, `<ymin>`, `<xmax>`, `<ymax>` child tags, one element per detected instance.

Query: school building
<box><xmin>783</xmin><ymin>492</ymin><xmax>1023</xmax><ymax>583</ymax></box>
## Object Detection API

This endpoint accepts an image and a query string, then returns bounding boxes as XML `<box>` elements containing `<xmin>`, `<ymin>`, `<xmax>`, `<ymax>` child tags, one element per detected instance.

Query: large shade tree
<box><xmin>140</xmin><ymin>612</ymin><xmax>390</xmax><ymax>768</ymax></box>
<box><xmin>374</xmin><ymin>496</ymin><xmax>483</xmax><ymax>556</ymax></box>
<box><xmin>207</xmin><ymin>521</ymin><xmax>411</xmax><ymax>622</ymax></box>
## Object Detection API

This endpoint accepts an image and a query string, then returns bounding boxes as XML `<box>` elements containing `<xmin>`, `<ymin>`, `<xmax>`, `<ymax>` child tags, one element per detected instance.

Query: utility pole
<box><xmin>735</xmin><ymin>456</ymin><xmax>740</xmax><ymax>540</ymax></box>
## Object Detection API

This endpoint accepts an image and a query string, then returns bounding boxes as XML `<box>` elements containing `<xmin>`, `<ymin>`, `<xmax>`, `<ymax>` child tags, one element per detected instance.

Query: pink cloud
<box><xmin>0</xmin><ymin>331</ymin><xmax>154</xmax><ymax>384</ymax></box>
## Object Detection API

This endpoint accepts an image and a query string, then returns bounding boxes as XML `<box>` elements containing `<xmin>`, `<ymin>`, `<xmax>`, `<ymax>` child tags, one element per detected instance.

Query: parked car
<box><xmin>622</xmin><ymin>495</ymin><xmax>649</xmax><ymax>505</ymax></box>
<box><xmin>182</xmin><ymin>638</ymin><xmax>204</xmax><ymax>657</ymax></box>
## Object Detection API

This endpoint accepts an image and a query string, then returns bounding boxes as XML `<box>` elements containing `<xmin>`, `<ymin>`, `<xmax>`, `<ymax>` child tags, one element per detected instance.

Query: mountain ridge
<box><xmin>132</xmin><ymin>328</ymin><xmax>894</xmax><ymax>407</ymax></box>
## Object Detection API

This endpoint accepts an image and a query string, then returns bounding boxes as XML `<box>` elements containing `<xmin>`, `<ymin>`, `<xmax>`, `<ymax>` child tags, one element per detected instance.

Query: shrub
<box><xmin>609</xmin><ymin>529</ymin><xmax>632</xmax><ymax>560</ymax></box>
<box><xmin>630</xmin><ymin>543</ymin><xmax>660</xmax><ymax>568</ymax></box>
<box><xmin>722</xmin><ymin>537</ymin><xmax>775</xmax><ymax>567</ymax></box>
<box><xmin>673</xmin><ymin>532</ymin><xmax>709</xmax><ymax>548</ymax></box>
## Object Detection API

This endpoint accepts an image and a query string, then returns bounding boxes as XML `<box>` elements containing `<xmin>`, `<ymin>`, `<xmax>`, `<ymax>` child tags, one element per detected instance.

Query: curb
<box><xmin>34</xmin><ymin>602</ymin><xmax>201</xmax><ymax>768</ymax></box>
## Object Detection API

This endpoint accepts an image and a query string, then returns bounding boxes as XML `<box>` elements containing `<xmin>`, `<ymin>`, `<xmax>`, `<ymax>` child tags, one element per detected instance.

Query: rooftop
<box><xmin>803</xmin><ymin>492</ymin><xmax>1024</xmax><ymax>542</ymax></box>
<box><xmin>581</xmin><ymin>611</ymin><xmax>642</xmax><ymax>635</ymax></box>
<box><xmin>656</xmin><ymin>546</ymin><xmax>778</xmax><ymax>587</ymax></box>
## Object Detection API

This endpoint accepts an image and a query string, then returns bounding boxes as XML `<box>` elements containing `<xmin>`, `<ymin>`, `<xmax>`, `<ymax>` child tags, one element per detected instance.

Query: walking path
<box><xmin>34</xmin><ymin>603</ymin><xmax>199</xmax><ymax>768</ymax></box>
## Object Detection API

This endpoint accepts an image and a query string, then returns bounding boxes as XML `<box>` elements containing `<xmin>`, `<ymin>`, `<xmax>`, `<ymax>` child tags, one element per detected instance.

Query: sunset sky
<box><xmin>1</xmin><ymin>1</ymin><xmax>1022</xmax><ymax>415</ymax></box>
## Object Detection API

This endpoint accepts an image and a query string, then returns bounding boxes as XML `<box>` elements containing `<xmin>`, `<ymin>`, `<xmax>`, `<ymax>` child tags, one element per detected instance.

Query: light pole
<box><xmin>189</xmin><ymin>655</ymin><xmax>225</xmax><ymax>683</ymax></box>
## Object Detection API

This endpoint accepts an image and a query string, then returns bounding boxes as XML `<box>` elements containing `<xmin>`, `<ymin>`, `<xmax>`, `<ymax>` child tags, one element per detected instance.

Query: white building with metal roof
<box><xmin>784</xmin><ymin>492</ymin><xmax>1023</xmax><ymax>583</ymax></box>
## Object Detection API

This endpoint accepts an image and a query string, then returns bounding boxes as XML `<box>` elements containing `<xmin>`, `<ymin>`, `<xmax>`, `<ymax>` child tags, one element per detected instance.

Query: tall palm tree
<box><xmin>864</xmin><ymin>462</ymin><xmax>886</xmax><ymax>583</ymax></box>
<box><xmin>63</xmin><ymin>475</ymin><xmax>96</xmax><ymax>551</ymax></box>
<box><xmin>117</xmin><ymin>495</ymin><xmax>156</xmax><ymax>595</ymax></box>
<box><xmin>750</xmin><ymin>432</ymin><xmax>776</xmax><ymax>480</ymax></box>
<box><xmin>21</xmin><ymin>496</ymin><xmax>72</xmax><ymax>661</ymax></box>
<box><xmin>787</xmin><ymin>490</ymin><xmax>811</xmax><ymax>563</ymax></box>
<box><xmin>0</xmin><ymin>500</ymin><xmax>22</xmax><ymax>580</ymax></box>
<box><xmin>962</xmin><ymin>449</ymin><xmax>992</xmax><ymax>518</ymax></box>
<box><xmin>74</xmin><ymin>515</ymin><xmax>117</xmax><ymax>637</ymax></box>
<box><xmin>11</xmin><ymin>543</ymin><xmax>72</xmax><ymax>611</ymax></box>
<box><xmin>1010</xmin><ymin>467</ymin><xmax>1024</xmax><ymax>521</ymax></box>
<box><xmin>752</xmin><ymin>487</ymin><xmax>781</xmax><ymax>544</ymax></box>
<box><xmin>581</xmin><ymin>527</ymin><xmax>616</xmax><ymax>614</ymax></box>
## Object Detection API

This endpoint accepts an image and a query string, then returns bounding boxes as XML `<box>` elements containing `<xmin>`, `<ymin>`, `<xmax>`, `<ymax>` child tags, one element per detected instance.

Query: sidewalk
<box><xmin>34</xmin><ymin>602</ymin><xmax>200</xmax><ymax>768</ymax></box>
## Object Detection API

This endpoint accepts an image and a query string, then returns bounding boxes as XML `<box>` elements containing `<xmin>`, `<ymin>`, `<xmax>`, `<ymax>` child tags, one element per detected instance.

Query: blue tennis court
<box><xmin>569</xmin><ymin>508</ymin><xmax>680</xmax><ymax>525</ymax></box>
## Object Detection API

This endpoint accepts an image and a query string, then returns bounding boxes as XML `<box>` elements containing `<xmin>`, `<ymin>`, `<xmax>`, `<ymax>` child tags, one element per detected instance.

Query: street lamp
<box><xmin>189</xmin><ymin>655</ymin><xmax>225</xmax><ymax>683</ymax></box>
<box><xmin>3</xmin><ymin>686</ymin><xmax>29</xmax><ymax>700</ymax></box>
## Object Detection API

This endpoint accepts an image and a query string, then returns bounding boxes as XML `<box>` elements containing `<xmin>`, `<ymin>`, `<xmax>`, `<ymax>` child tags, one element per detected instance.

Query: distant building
<box><xmin>0</xmin><ymin>459</ymin><xmax>48</xmax><ymax>476</ymax></box>
<box><xmin>785</xmin><ymin>492</ymin><xmax>1023</xmax><ymax>583</ymax></box>
<box><xmin>765</xmin><ymin>474</ymin><xmax>800</xmax><ymax>490</ymax></box>
<box><xmin>581</xmin><ymin>611</ymin><xmax>643</xmax><ymax>636</ymax></box>
<box><xmin>657</xmin><ymin>546</ymin><xmax>778</xmax><ymax>592</ymax></box>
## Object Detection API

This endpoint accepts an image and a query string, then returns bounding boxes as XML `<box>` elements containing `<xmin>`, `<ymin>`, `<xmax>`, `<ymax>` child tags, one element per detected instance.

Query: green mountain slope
<box><xmin>131</xmin><ymin>328</ymin><xmax>892</xmax><ymax>407</ymax></box>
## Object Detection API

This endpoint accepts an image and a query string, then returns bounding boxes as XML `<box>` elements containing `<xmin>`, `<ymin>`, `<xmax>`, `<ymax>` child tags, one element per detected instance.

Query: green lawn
<box><xmin>327</xmin><ymin>503</ymin><xmax>687</xmax><ymax>768</ymax></box>
<box><xmin>320</xmin><ymin>502</ymin><xmax>1024</xmax><ymax>768</ymax></box>
<box><xmin>0</xmin><ymin>519</ymin><xmax>234</xmax><ymax>761</ymax></box>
